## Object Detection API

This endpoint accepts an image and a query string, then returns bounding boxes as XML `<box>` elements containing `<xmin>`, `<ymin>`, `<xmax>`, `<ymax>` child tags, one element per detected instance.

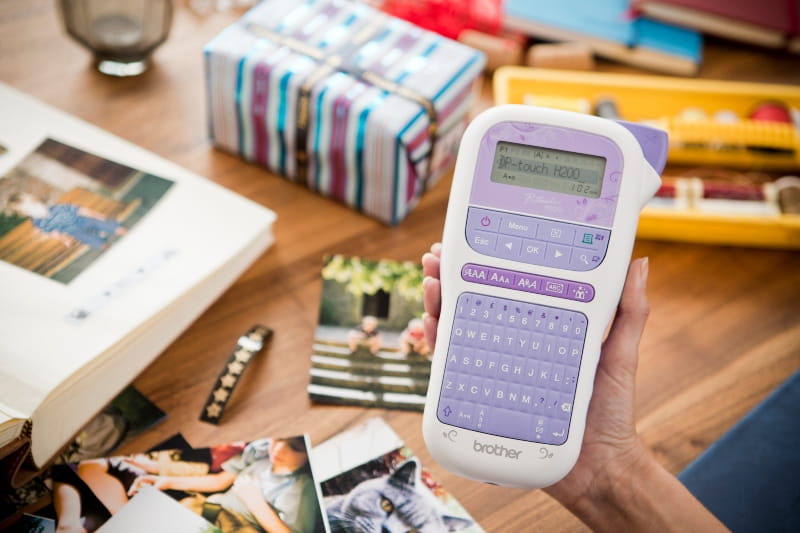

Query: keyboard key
<box><xmin>495</xmin><ymin>235</ymin><xmax>523</xmax><ymax>260</ymax></box>
<box><xmin>537</xmin><ymin>220</ymin><xmax>575</xmax><ymax>245</ymax></box>
<box><xmin>467</xmin><ymin>207</ymin><xmax>500</xmax><ymax>232</ymax></box>
<box><xmin>487</xmin><ymin>406</ymin><xmax>532</xmax><ymax>441</ymax></box>
<box><xmin>498</xmin><ymin>212</ymin><xmax>538</xmax><ymax>239</ymax></box>
<box><xmin>467</xmin><ymin>229</ymin><xmax>498</xmax><ymax>254</ymax></box>
<box><xmin>520</xmin><ymin>239</ymin><xmax>547</xmax><ymax>263</ymax></box>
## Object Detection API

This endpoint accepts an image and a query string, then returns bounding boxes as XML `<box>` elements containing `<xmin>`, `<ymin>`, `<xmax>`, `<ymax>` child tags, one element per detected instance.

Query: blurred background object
<box><xmin>58</xmin><ymin>0</ymin><xmax>173</xmax><ymax>77</ymax></box>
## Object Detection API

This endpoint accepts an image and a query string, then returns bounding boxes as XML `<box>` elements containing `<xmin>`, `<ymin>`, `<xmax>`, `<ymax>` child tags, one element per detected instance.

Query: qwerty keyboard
<box><xmin>436</xmin><ymin>291</ymin><xmax>587</xmax><ymax>445</ymax></box>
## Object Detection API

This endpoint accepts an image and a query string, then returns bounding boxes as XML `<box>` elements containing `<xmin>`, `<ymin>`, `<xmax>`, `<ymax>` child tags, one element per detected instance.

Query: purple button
<box><xmin>493</xmin><ymin>380</ymin><xmax>509</xmax><ymax>407</ymax></box>
<box><xmin>553</xmin><ymin>364</ymin><xmax>568</xmax><ymax>390</ymax></box>
<box><xmin>467</xmin><ymin>207</ymin><xmax>499</xmax><ymax>232</ymax></box>
<box><xmin>450</xmin><ymin>318</ymin><xmax>469</xmax><ymax>345</ymax></box>
<box><xmin>536</xmin><ymin>362</ymin><xmax>552</xmax><ymax>387</ymax></box>
<box><xmin>498</xmin><ymin>213</ymin><xmax>538</xmax><ymax>239</ymax></box>
<box><xmin>568</xmin><ymin>341</ymin><xmax>583</xmax><ymax>367</ymax></box>
<box><xmin>572</xmin><ymin>228</ymin><xmax>610</xmax><ymax>251</ymax></box>
<box><xmin>555</xmin><ymin>338</ymin><xmax>571</xmax><ymax>362</ymax></box>
<box><xmin>558</xmin><ymin>394</ymin><xmax>574</xmax><ymax>420</ymax></box>
<box><xmin>453</xmin><ymin>374</ymin><xmax>470</xmax><ymax>401</ymax></box>
<box><xmin>533</xmin><ymin>415</ymin><xmax>549</xmax><ymax>442</ymax></box>
<box><xmin>495</xmin><ymin>235</ymin><xmax>523</xmax><ymax>260</ymax></box>
<box><xmin>545</xmin><ymin>389</ymin><xmax>561</xmax><ymax>416</ymax></box>
<box><xmin>507</xmin><ymin>383</ymin><xmax>523</xmax><ymax>409</ymax></box>
<box><xmin>461</xmin><ymin>264</ymin><xmax>490</xmax><ymax>284</ymax></box>
<box><xmin>514</xmin><ymin>272</ymin><xmax>540</xmax><ymax>293</ymax></box>
<box><xmin>441</xmin><ymin>370</ymin><xmax>460</xmax><ymax>399</ymax></box>
<box><xmin>571</xmin><ymin>314</ymin><xmax>588</xmax><ymax>339</ymax></box>
<box><xmin>542</xmin><ymin>278</ymin><xmax>568</xmax><ymax>297</ymax></box>
<box><xmin>468</xmin><ymin>375</ymin><xmax>482</xmax><ymax>398</ymax></box>
<box><xmin>569</xmin><ymin>249</ymin><xmax>604</xmax><ymax>271</ymax></box>
<box><xmin>474</xmin><ymin>404</ymin><xmax>489</xmax><ymax>432</ymax></box>
<box><xmin>454</xmin><ymin>401</ymin><xmax>477</xmax><ymax>431</ymax></box>
<box><xmin>438</xmin><ymin>400</ymin><xmax>457</xmax><ymax>421</ymax></box>
<box><xmin>520</xmin><ymin>239</ymin><xmax>547</xmax><ymax>264</ymax></box>
<box><xmin>532</xmin><ymin>389</ymin><xmax>546</xmax><ymax>414</ymax></box>
<box><xmin>537</xmin><ymin>220</ymin><xmax>575</xmax><ymax>245</ymax></box>
<box><xmin>544</xmin><ymin>243</ymin><xmax>572</xmax><ymax>269</ymax></box>
<box><xmin>564</xmin><ymin>365</ymin><xmax>579</xmax><ymax>392</ymax></box>
<box><xmin>485</xmin><ymin>268</ymin><xmax>515</xmax><ymax>289</ymax></box>
<box><xmin>568</xmin><ymin>282</ymin><xmax>595</xmax><ymax>302</ymax></box>
<box><xmin>548</xmin><ymin>419</ymin><xmax>569</xmax><ymax>445</ymax></box>
<box><xmin>461</xmin><ymin>347</ymin><xmax>476</xmax><ymax>374</ymax></box>
<box><xmin>515</xmin><ymin>330</ymin><xmax>531</xmax><ymax>357</ymax></box>
<box><xmin>487</xmin><ymin>407</ymin><xmax>532</xmax><ymax>441</ymax></box>
<box><xmin>524</xmin><ymin>358</ymin><xmax>539</xmax><ymax>383</ymax></box>
<box><xmin>467</xmin><ymin>229</ymin><xmax>497</xmax><ymax>254</ymax></box>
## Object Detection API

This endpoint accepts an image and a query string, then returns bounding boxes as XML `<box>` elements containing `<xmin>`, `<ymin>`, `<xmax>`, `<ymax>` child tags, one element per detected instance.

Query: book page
<box><xmin>0</xmin><ymin>84</ymin><xmax>276</xmax><ymax>454</ymax></box>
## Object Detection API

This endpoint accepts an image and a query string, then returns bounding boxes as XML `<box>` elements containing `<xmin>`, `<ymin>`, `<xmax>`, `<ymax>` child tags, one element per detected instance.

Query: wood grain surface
<box><xmin>2</xmin><ymin>2</ymin><xmax>798</xmax><ymax>531</ymax></box>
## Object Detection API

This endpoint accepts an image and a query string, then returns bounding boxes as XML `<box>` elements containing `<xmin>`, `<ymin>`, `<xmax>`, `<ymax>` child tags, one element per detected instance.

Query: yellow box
<box><xmin>493</xmin><ymin>66</ymin><xmax>800</xmax><ymax>249</ymax></box>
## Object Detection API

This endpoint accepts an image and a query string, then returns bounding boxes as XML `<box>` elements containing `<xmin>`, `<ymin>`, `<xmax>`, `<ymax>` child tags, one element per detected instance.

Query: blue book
<box><xmin>504</xmin><ymin>0</ymin><xmax>702</xmax><ymax>75</ymax></box>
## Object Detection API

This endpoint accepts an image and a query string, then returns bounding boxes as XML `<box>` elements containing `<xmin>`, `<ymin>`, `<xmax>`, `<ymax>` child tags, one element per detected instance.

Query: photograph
<box><xmin>44</xmin><ymin>435</ymin><xmax>326</xmax><ymax>533</ymax></box>
<box><xmin>57</xmin><ymin>385</ymin><xmax>166</xmax><ymax>465</ymax></box>
<box><xmin>308</xmin><ymin>255</ymin><xmax>432</xmax><ymax>410</ymax></box>
<box><xmin>0</xmin><ymin>138</ymin><xmax>173</xmax><ymax>283</ymax></box>
<box><xmin>316</xmin><ymin>418</ymin><xmax>483</xmax><ymax>533</ymax></box>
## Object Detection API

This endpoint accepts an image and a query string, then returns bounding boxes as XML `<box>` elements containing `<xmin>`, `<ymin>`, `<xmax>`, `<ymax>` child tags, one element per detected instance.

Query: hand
<box><xmin>231</xmin><ymin>474</ymin><xmax>264</xmax><ymax>508</ymax></box>
<box><xmin>421</xmin><ymin>243</ymin><xmax>650</xmax><ymax>501</ymax></box>
<box><xmin>422</xmin><ymin>243</ymin><xmax>728</xmax><ymax>532</ymax></box>
<box><xmin>542</xmin><ymin>254</ymin><xmax>650</xmax><ymax>507</ymax></box>
<box><xmin>127</xmin><ymin>474</ymin><xmax>168</xmax><ymax>496</ymax></box>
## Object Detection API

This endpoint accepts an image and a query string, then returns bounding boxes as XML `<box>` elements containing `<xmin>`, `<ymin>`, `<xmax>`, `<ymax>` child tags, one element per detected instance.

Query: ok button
<box><xmin>521</xmin><ymin>239</ymin><xmax>546</xmax><ymax>264</ymax></box>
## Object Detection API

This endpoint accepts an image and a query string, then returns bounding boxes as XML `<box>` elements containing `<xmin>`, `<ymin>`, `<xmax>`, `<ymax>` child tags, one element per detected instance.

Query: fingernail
<box><xmin>639</xmin><ymin>257</ymin><xmax>649</xmax><ymax>280</ymax></box>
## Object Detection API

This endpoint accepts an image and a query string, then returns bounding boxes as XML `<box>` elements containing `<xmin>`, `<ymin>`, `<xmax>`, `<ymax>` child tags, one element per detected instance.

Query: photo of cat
<box><xmin>314</xmin><ymin>417</ymin><xmax>483</xmax><ymax>533</ymax></box>
<box><xmin>323</xmin><ymin>457</ymin><xmax>475</xmax><ymax>533</ymax></box>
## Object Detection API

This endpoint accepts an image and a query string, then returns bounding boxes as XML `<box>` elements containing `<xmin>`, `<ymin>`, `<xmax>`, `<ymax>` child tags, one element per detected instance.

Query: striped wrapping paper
<box><xmin>204</xmin><ymin>0</ymin><xmax>486</xmax><ymax>224</ymax></box>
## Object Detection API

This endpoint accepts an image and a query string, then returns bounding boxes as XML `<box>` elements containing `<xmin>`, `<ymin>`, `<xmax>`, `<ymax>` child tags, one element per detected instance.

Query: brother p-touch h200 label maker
<box><xmin>422</xmin><ymin>104</ymin><xmax>668</xmax><ymax>488</ymax></box>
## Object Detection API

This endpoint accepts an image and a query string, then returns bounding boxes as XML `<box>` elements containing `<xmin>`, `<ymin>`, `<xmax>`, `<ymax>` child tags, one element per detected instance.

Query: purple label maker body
<box><xmin>423</xmin><ymin>104</ymin><xmax>667</xmax><ymax>489</ymax></box>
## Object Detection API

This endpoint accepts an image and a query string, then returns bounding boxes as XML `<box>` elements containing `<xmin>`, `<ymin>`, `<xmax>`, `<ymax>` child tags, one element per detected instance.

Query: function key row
<box><xmin>466</xmin><ymin>207</ymin><xmax>610</xmax><ymax>272</ymax></box>
<box><xmin>462</xmin><ymin>263</ymin><xmax>595</xmax><ymax>303</ymax></box>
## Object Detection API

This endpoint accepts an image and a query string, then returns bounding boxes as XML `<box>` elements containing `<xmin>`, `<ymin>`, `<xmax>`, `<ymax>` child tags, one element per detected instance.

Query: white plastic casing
<box><xmin>422</xmin><ymin>105</ymin><xmax>663</xmax><ymax>488</ymax></box>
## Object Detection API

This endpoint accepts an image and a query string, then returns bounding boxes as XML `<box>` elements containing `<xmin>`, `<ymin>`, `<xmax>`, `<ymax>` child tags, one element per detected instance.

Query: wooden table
<box><xmin>2</xmin><ymin>2</ymin><xmax>799</xmax><ymax>531</ymax></box>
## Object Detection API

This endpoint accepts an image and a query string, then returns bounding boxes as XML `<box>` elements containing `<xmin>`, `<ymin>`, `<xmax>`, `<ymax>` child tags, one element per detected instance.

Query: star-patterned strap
<box><xmin>199</xmin><ymin>324</ymin><xmax>273</xmax><ymax>424</ymax></box>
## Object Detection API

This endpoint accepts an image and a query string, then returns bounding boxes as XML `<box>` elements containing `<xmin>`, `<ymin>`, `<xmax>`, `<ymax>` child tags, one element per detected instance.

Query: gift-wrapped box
<box><xmin>204</xmin><ymin>0</ymin><xmax>485</xmax><ymax>224</ymax></box>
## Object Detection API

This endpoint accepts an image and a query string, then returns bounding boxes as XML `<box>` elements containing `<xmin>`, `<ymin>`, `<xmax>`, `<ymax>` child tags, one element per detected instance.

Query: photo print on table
<box><xmin>308</xmin><ymin>255</ymin><xmax>432</xmax><ymax>410</ymax></box>
<box><xmin>43</xmin><ymin>435</ymin><xmax>326</xmax><ymax>533</ymax></box>
<box><xmin>314</xmin><ymin>417</ymin><xmax>484</xmax><ymax>533</ymax></box>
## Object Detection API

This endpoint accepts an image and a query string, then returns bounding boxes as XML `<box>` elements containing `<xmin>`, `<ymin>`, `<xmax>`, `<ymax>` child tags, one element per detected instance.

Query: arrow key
<box><xmin>544</xmin><ymin>243</ymin><xmax>571</xmax><ymax>268</ymax></box>
<box><xmin>495</xmin><ymin>235</ymin><xmax>522</xmax><ymax>261</ymax></box>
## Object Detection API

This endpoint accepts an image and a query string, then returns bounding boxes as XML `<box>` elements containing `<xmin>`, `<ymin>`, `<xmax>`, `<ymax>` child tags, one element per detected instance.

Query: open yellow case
<box><xmin>493</xmin><ymin>67</ymin><xmax>800</xmax><ymax>249</ymax></box>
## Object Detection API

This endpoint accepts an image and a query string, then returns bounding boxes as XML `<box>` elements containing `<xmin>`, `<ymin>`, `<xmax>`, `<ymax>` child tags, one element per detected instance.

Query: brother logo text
<box><xmin>473</xmin><ymin>440</ymin><xmax>522</xmax><ymax>459</ymax></box>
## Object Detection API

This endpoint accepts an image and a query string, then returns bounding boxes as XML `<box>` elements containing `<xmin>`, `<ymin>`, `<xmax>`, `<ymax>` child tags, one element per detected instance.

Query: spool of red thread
<box><xmin>749</xmin><ymin>101</ymin><xmax>792</xmax><ymax>123</ymax></box>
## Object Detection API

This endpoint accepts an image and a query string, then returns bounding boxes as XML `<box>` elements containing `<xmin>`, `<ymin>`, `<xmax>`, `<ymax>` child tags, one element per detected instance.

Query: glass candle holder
<box><xmin>59</xmin><ymin>0</ymin><xmax>173</xmax><ymax>77</ymax></box>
